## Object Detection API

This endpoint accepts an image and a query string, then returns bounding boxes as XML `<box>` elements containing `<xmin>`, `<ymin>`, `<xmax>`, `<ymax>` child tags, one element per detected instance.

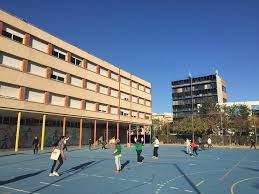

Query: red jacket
<box><xmin>191</xmin><ymin>143</ymin><xmax>198</xmax><ymax>148</ymax></box>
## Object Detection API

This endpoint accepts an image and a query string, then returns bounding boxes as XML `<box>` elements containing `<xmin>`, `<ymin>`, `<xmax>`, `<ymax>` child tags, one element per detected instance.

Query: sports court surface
<box><xmin>0</xmin><ymin>145</ymin><xmax>259</xmax><ymax>194</ymax></box>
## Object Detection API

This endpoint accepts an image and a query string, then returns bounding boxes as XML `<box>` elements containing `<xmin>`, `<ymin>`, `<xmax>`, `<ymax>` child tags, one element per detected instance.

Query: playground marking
<box><xmin>107</xmin><ymin>177</ymin><xmax>115</xmax><ymax>179</ymax></box>
<box><xmin>196</xmin><ymin>180</ymin><xmax>204</xmax><ymax>187</ymax></box>
<box><xmin>220</xmin><ymin>154</ymin><xmax>247</xmax><ymax>181</ymax></box>
<box><xmin>184</xmin><ymin>189</ymin><xmax>193</xmax><ymax>192</ymax></box>
<box><xmin>0</xmin><ymin>186</ymin><xmax>39</xmax><ymax>194</ymax></box>
<box><xmin>130</xmin><ymin>180</ymin><xmax>139</xmax><ymax>182</ymax></box>
<box><xmin>230</xmin><ymin>176</ymin><xmax>259</xmax><ymax>194</ymax></box>
<box><xmin>170</xmin><ymin>186</ymin><xmax>179</xmax><ymax>190</ymax></box>
<box><xmin>40</xmin><ymin>182</ymin><xmax>62</xmax><ymax>187</ymax></box>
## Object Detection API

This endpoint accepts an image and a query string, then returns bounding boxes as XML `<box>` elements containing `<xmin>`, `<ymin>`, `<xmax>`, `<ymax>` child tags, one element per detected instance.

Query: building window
<box><xmin>52</xmin><ymin>47</ymin><xmax>66</xmax><ymax>60</ymax></box>
<box><xmin>145</xmin><ymin>87</ymin><xmax>151</xmax><ymax>93</ymax></box>
<box><xmin>139</xmin><ymin>98</ymin><xmax>144</xmax><ymax>105</ymax></box>
<box><xmin>99</xmin><ymin>85</ymin><xmax>108</xmax><ymax>95</ymax></box>
<box><xmin>120</xmin><ymin>109</ymin><xmax>129</xmax><ymax>116</ymax></box>
<box><xmin>86</xmin><ymin>81</ymin><xmax>96</xmax><ymax>91</ymax></box>
<box><xmin>110</xmin><ymin>106</ymin><xmax>118</xmax><ymax>115</ymax></box>
<box><xmin>30</xmin><ymin>37</ymin><xmax>48</xmax><ymax>53</ymax></box>
<box><xmin>69</xmin><ymin>98</ymin><xmax>81</xmax><ymax>109</ymax></box>
<box><xmin>99</xmin><ymin>104</ymin><xmax>107</xmax><ymax>113</ymax></box>
<box><xmin>132</xmin><ymin>111</ymin><xmax>138</xmax><ymax>118</ymax></box>
<box><xmin>87</xmin><ymin>62</ymin><xmax>97</xmax><ymax>72</ymax></box>
<box><xmin>0</xmin><ymin>52</ymin><xmax>22</xmax><ymax>70</ymax></box>
<box><xmin>28</xmin><ymin>62</ymin><xmax>46</xmax><ymax>77</ymax></box>
<box><xmin>100</xmin><ymin>67</ymin><xmax>108</xmax><ymax>77</ymax></box>
<box><xmin>50</xmin><ymin>94</ymin><xmax>64</xmax><ymax>106</ymax></box>
<box><xmin>132</xmin><ymin>96</ymin><xmax>138</xmax><ymax>103</ymax></box>
<box><xmin>86</xmin><ymin>101</ymin><xmax>96</xmax><ymax>111</ymax></box>
<box><xmin>120</xmin><ymin>92</ymin><xmax>130</xmax><ymax>101</ymax></box>
<box><xmin>25</xmin><ymin>88</ymin><xmax>44</xmax><ymax>103</ymax></box>
<box><xmin>110</xmin><ymin>89</ymin><xmax>118</xmax><ymax>97</ymax></box>
<box><xmin>0</xmin><ymin>83</ymin><xmax>19</xmax><ymax>99</ymax></box>
<box><xmin>145</xmin><ymin>114</ymin><xmax>151</xmax><ymax>119</ymax></box>
<box><xmin>121</xmin><ymin>77</ymin><xmax>130</xmax><ymax>85</ymax></box>
<box><xmin>146</xmin><ymin>100</ymin><xmax>151</xmax><ymax>106</ymax></box>
<box><xmin>111</xmin><ymin>72</ymin><xmax>118</xmax><ymax>81</ymax></box>
<box><xmin>71</xmin><ymin>55</ymin><xmax>82</xmax><ymax>65</ymax></box>
<box><xmin>2</xmin><ymin>25</ymin><xmax>24</xmax><ymax>43</ymax></box>
<box><xmin>139</xmin><ymin>84</ymin><xmax>144</xmax><ymax>91</ymax></box>
<box><xmin>70</xmin><ymin>76</ymin><xmax>82</xmax><ymax>87</ymax></box>
<box><xmin>139</xmin><ymin>112</ymin><xmax>145</xmax><ymax>119</ymax></box>
<box><xmin>132</xmin><ymin>82</ymin><xmax>138</xmax><ymax>89</ymax></box>
<box><xmin>51</xmin><ymin>70</ymin><xmax>65</xmax><ymax>82</ymax></box>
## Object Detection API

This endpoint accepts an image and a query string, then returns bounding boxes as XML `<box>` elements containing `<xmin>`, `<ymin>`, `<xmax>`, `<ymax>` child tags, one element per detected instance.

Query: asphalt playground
<box><xmin>0</xmin><ymin>145</ymin><xmax>259</xmax><ymax>194</ymax></box>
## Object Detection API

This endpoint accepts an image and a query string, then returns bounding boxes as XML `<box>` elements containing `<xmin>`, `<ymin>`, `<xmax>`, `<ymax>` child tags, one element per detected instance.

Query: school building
<box><xmin>0</xmin><ymin>10</ymin><xmax>152</xmax><ymax>151</ymax></box>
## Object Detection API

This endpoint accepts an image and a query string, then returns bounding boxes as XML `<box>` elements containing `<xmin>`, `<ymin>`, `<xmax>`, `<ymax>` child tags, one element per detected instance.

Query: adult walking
<box><xmin>49</xmin><ymin>136</ymin><xmax>66</xmax><ymax>176</ymax></box>
<box><xmin>207</xmin><ymin>137</ymin><xmax>213</xmax><ymax>149</ymax></box>
<box><xmin>32</xmin><ymin>136</ymin><xmax>39</xmax><ymax>155</ymax></box>
<box><xmin>113</xmin><ymin>139</ymin><xmax>122</xmax><ymax>173</ymax></box>
<box><xmin>152</xmin><ymin>136</ymin><xmax>159</xmax><ymax>159</ymax></box>
<box><xmin>250</xmin><ymin>138</ymin><xmax>256</xmax><ymax>149</ymax></box>
<box><xmin>64</xmin><ymin>136</ymin><xmax>70</xmax><ymax>151</ymax></box>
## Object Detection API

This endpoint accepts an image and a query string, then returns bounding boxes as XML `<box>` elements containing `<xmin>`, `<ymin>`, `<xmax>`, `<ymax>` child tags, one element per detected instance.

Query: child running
<box><xmin>49</xmin><ymin>136</ymin><xmax>66</xmax><ymax>176</ymax></box>
<box><xmin>135</xmin><ymin>139</ymin><xmax>143</xmax><ymax>164</ymax></box>
<box><xmin>185</xmin><ymin>138</ymin><xmax>191</xmax><ymax>155</ymax></box>
<box><xmin>191</xmin><ymin>141</ymin><xmax>199</xmax><ymax>157</ymax></box>
<box><xmin>152</xmin><ymin>136</ymin><xmax>159</xmax><ymax>159</ymax></box>
<box><xmin>32</xmin><ymin>136</ymin><xmax>39</xmax><ymax>155</ymax></box>
<box><xmin>113</xmin><ymin>139</ymin><xmax>122</xmax><ymax>173</ymax></box>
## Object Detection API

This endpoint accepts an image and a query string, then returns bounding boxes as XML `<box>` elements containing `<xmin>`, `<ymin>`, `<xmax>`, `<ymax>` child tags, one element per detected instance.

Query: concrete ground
<box><xmin>0</xmin><ymin>145</ymin><xmax>259</xmax><ymax>194</ymax></box>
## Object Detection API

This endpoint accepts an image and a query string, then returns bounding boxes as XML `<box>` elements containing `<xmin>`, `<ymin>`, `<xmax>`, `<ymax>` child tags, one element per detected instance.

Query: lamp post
<box><xmin>252</xmin><ymin>109</ymin><xmax>257</xmax><ymax>145</ymax></box>
<box><xmin>189</xmin><ymin>73</ymin><xmax>194</xmax><ymax>142</ymax></box>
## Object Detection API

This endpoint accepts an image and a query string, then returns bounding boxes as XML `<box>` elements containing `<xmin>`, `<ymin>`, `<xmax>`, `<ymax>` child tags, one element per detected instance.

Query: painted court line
<box><xmin>196</xmin><ymin>180</ymin><xmax>204</xmax><ymax>187</ymax></box>
<box><xmin>170</xmin><ymin>186</ymin><xmax>179</xmax><ymax>190</ymax></box>
<box><xmin>40</xmin><ymin>182</ymin><xmax>62</xmax><ymax>187</ymax></box>
<box><xmin>0</xmin><ymin>185</ymin><xmax>39</xmax><ymax>194</ymax></box>
<box><xmin>184</xmin><ymin>189</ymin><xmax>193</xmax><ymax>192</ymax></box>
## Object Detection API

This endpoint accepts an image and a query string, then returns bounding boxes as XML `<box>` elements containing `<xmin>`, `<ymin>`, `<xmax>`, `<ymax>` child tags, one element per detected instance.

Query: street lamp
<box><xmin>189</xmin><ymin>73</ymin><xmax>194</xmax><ymax>142</ymax></box>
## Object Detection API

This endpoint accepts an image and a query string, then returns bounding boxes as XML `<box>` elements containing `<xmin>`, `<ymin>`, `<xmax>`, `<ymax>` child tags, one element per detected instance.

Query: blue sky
<box><xmin>1</xmin><ymin>0</ymin><xmax>259</xmax><ymax>113</ymax></box>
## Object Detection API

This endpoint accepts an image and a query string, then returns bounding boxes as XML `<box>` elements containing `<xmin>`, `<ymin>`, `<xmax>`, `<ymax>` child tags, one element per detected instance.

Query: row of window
<box><xmin>172</xmin><ymin>75</ymin><xmax>217</xmax><ymax>86</ymax></box>
<box><xmin>173</xmin><ymin>83</ymin><xmax>217</xmax><ymax>93</ymax></box>
<box><xmin>0</xmin><ymin>82</ymin><xmax>151</xmax><ymax>120</ymax></box>
<box><xmin>1</xmin><ymin>23</ymin><xmax>151</xmax><ymax>94</ymax></box>
<box><xmin>0</xmin><ymin>52</ymin><xmax>151</xmax><ymax>107</ymax></box>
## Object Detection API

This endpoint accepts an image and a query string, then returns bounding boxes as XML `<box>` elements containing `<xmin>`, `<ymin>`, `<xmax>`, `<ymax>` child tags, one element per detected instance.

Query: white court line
<box><xmin>107</xmin><ymin>177</ymin><xmax>115</xmax><ymax>179</ymax></box>
<box><xmin>40</xmin><ymin>182</ymin><xmax>62</xmax><ymax>187</ymax></box>
<box><xmin>184</xmin><ymin>189</ymin><xmax>193</xmax><ymax>192</ymax></box>
<box><xmin>130</xmin><ymin>180</ymin><xmax>139</xmax><ymax>182</ymax></box>
<box><xmin>119</xmin><ymin>178</ymin><xmax>126</xmax><ymax>181</ymax></box>
<box><xmin>170</xmin><ymin>186</ymin><xmax>179</xmax><ymax>190</ymax></box>
<box><xmin>0</xmin><ymin>185</ymin><xmax>39</xmax><ymax>194</ymax></box>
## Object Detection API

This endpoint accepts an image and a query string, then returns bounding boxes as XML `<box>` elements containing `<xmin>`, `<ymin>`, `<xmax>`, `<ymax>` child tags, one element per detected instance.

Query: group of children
<box><xmin>185</xmin><ymin>136</ymin><xmax>213</xmax><ymax>157</ymax></box>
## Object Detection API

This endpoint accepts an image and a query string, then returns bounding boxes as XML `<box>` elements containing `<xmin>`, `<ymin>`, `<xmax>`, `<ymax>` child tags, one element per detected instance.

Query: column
<box><xmin>63</xmin><ymin>117</ymin><xmax>66</xmax><ymax>136</ymax></box>
<box><xmin>40</xmin><ymin>114</ymin><xmax>46</xmax><ymax>150</ymax></box>
<box><xmin>117</xmin><ymin>122</ymin><xmax>120</xmax><ymax>139</ymax></box>
<box><xmin>48</xmin><ymin>43</ymin><xmax>53</xmax><ymax>55</ymax></box>
<box><xmin>94</xmin><ymin>120</ymin><xmax>97</xmax><ymax>147</ymax></box>
<box><xmin>15</xmin><ymin>112</ymin><xmax>21</xmax><ymax>152</ymax></box>
<box><xmin>44</xmin><ymin>92</ymin><xmax>50</xmax><ymax>105</ymax></box>
<box><xmin>64</xmin><ymin>96</ymin><xmax>69</xmax><ymax>108</ymax></box>
<box><xmin>19</xmin><ymin>87</ymin><xmax>25</xmax><ymax>101</ymax></box>
<box><xmin>79</xmin><ymin>118</ymin><xmax>83</xmax><ymax>148</ymax></box>
<box><xmin>129</xmin><ymin>123</ymin><xmax>131</xmax><ymax>146</ymax></box>
<box><xmin>143</xmin><ymin>126</ymin><xmax>146</xmax><ymax>145</ymax></box>
<box><xmin>82</xmin><ymin>59</ymin><xmax>87</xmax><ymax>69</ymax></box>
<box><xmin>137</xmin><ymin>126</ymin><xmax>139</xmax><ymax>139</ymax></box>
<box><xmin>106</xmin><ymin>121</ymin><xmax>109</xmax><ymax>143</ymax></box>
<box><xmin>66</xmin><ymin>52</ymin><xmax>71</xmax><ymax>63</ymax></box>
<box><xmin>23</xmin><ymin>33</ymin><xmax>30</xmax><ymax>46</ymax></box>
<box><xmin>0</xmin><ymin>21</ymin><xmax>3</xmax><ymax>35</ymax></box>
<box><xmin>22</xmin><ymin>59</ymin><xmax>28</xmax><ymax>73</ymax></box>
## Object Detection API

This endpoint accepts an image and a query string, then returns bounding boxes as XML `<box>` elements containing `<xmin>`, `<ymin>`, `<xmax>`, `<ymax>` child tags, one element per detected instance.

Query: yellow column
<box><xmin>15</xmin><ymin>112</ymin><xmax>21</xmax><ymax>152</ymax></box>
<box><xmin>63</xmin><ymin>117</ymin><xmax>66</xmax><ymax>136</ymax></box>
<box><xmin>41</xmin><ymin>114</ymin><xmax>46</xmax><ymax>151</ymax></box>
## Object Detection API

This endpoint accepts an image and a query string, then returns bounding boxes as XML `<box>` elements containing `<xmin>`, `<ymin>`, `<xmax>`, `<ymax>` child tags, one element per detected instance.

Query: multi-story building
<box><xmin>172</xmin><ymin>72</ymin><xmax>227</xmax><ymax>120</ymax></box>
<box><xmin>219</xmin><ymin>101</ymin><xmax>259</xmax><ymax>116</ymax></box>
<box><xmin>152</xmin><ymin>113</ymin><xmax>173</xmax><ymax>125</ymax></box>
<box><xmin>0</xmin><ymin>10</ymin><xmax>152</xmax><ymax>151</ymax></box>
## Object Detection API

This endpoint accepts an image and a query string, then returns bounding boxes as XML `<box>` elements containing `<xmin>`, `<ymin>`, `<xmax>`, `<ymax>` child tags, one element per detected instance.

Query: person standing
<box><xmin>64</xmin><ymin>136</ymin><xmax>70</xmax><ymax>151</ymax></box>
<box><xmin>32</xmin><ymin>136</ymin><xmax>39</xmax><ymax>154</ymax></box>
<box><xmin>141</xmin><ymin>136</ymin><xmax>144</xmax><ymax>146</ymax></box>
<box><xmin>185</xmin><ymin>138</ymin><xmax>191</xmax><ymax>155</ymax></box>
<box><xmin>134</xmin><ymin>136</ymin><xmax>137</xmax><ymax>144</ymax></box>
<box><xmin>207</xmin><ymin>137</ymin><xmax>213</xmax><ymax>149</ymax></box>
<box><xmin>113</xmin><ymin>139</ymin><xmax>122</xmax><ymax>173</ymax></box>
<box><xmin>102</xmin><ymin>140</ymin><xmax>107</xmax><ymax>149</ymax></box>
<box><xmin>250</xmin><ymin>138</ymin><xmax>256</xmax><ymax>149</ymax></box>
<box><xmin>135</xmin><ymin>140</ymin><xmax>143</xmax><ymax>164</ymax></box>
<box><xmin>89</xmin><ymin>138</ymin><xmax>92</xmax><ymax>151</ymax></box>
<box><xmin>49</xmin><ymin>136</ymin><xmax>66</xmax><ymax>176</ymax></box>
<box><xmin>152</xmin><ymin>136</ymin><xmax>159</xmax><ymax>159</ymax></box>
